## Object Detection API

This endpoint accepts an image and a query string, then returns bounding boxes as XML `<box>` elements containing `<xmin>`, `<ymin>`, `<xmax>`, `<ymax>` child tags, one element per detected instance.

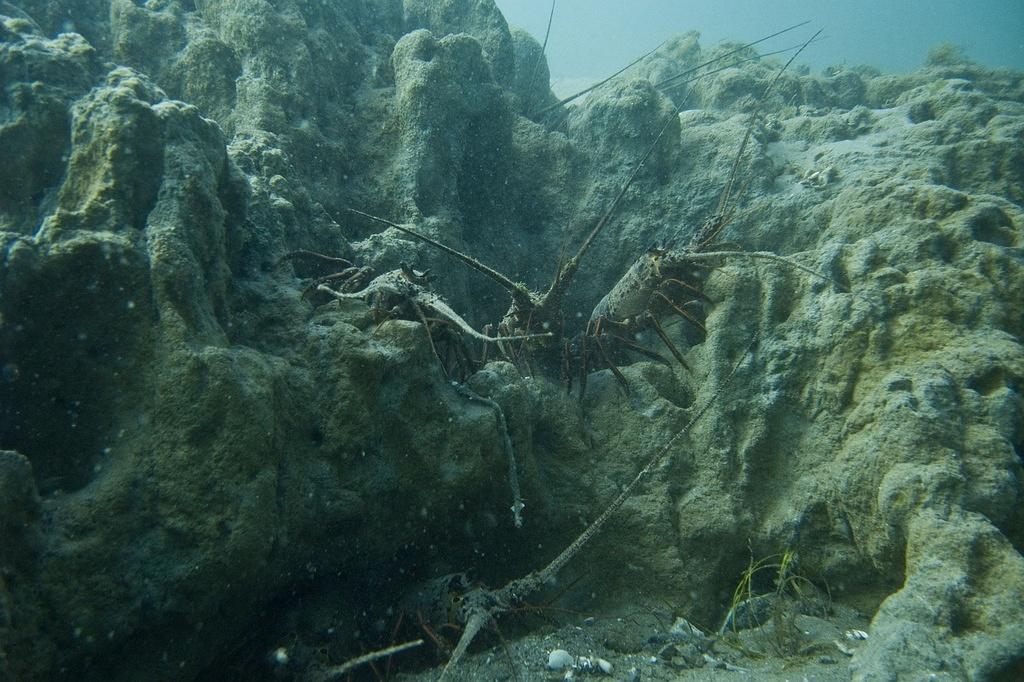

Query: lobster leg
<box><xmin>603</xmin><ymin>329</ymin><xmax>672</xmax><ymax>365</ymax></box>
<box><xmin>410</xmin><ymin>300</ymin><xmax>446</xmax><ymax>377</ymax></box>
<box><xmin>663</xmin><ymin>277</ymin><xmax>712</xmax><ymax>302</ymax></box>
<box><xmin>450</xmin><ymin>330</ymin><xmax>477</xmax><ymax>380</ymax></box>
<box><xmin>578</xmin><ymin>323</ymin><xmax>591</xmax><ymax>397</ymax></box>
<box><xmin>481</xmin><ymin>324</ymin><xmax>493</xmax><ymax>365</ymax></box>
<box><xmin>593</xmin><ymin>334</ymin><xmax>630</xmax><ymax>391</ymax></box>
<box><xmin>562</xmin><ymin>338</ymin><xmax>573</xmax><ymax>394</ymax></box>
<box><xmin>654</xmin><ymin>290</ymin><xmax>707</xmax><ymax>334</ymax></box>
<box><xmin>650</xmin><ymin>315</ymin><xmax>690</xmax><ymax>371</ymax></box>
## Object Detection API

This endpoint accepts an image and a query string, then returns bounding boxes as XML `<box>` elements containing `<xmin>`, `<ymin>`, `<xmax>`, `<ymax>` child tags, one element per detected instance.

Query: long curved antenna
<box><xmin>544</xmin><ymin>24</ymin><xmax>818</xmax><ymax>304</ymax></box>
<box><xmin>531</xmin><ymin>40</ymin><xmax>666</xmax><ymax>118</ymax></box>
<box><xmin>655</xmin><ymin>38</ymin><xmax>825</xmax><ymax>96</ymax></box>
<box><xmin>684</xmin><ymin>250</ymin><xmax>848</xmax><ymax>292</ymax></box>
<box><xmin>654</xmin><ymin>22</ymin><xmax>811</xmax><ymax>94</ymax></box>
<box><xmin>714</xmin><ymin>29</ymin><xmax>823</xmax><ymax>223</ymax></box>
<box><xmin>524</xmin><ymin>0</ymin><xmax>557</xmax><ymax>111</ymax></box>
<box><xmin>346</xmin><ymin>208</ymin><xmax>535</xmax><ymax>308</ymax></box>
<box><xmin>318</xmin><ymin>639</ymin><xmax>423</xmax><ymax>680</ymax></box>
<box><xmin>437</xmin><ymin>331</ymin><xmax>757</xmax><ymax>681</ymax></box>
<box><xmin>534</xmin><ymin>21</ymin><xmax>809</xmax><ymax>120</ymax></box>
<box><xmin>543</xmin><ymin>108</ymin><xmax>677</xmax><ymax>304</ymax></box>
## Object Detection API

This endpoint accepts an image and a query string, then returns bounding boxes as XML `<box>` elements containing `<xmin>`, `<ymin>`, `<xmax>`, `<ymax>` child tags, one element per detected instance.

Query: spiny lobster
<box><xmin>314</xmin><ymin>263</ymin><xmax>552</xmax><ymax>347</ymax></box>
<box><xmin>346</xmin><ymin>26</ymin><xmax>833</xmax><ymax>396</ymax></box>
<box><xmin>278</xmin><ymin>252</ymin><xmax>551</xmax><ymax>379</ymax></box>
<box><xmin>322</xmin><ymin>24</ymin><xmax>839</xmax><ymax>682</ymax></box>
<box><xmin>304</xmin><ymin>23</ymin><xmax>843</xmax><ymax>681</ymax></box>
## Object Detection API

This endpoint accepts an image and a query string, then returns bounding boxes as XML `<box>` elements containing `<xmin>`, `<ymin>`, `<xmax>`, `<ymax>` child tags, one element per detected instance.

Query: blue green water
<box><xmin>496</xmin><ymin>0</ymin><xmax>1024</xmax><ymax>78</ymax></box>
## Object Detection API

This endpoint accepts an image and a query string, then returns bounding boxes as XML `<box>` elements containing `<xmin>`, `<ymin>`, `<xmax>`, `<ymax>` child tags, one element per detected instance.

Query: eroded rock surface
<box><xmin>1</xmin><ymin>2</ymin><xmax>1021</xmax><ymax>680</ymax></box>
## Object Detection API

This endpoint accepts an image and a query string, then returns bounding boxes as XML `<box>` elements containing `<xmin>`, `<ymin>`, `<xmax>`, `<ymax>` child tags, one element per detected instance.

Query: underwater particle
<box><xmin>1</xmin><ymin>362</ymin><xmax>19</xmax><ymax>383</ymax></box>
<box><xmin>271</xmin><ymin>646</ymin><xmax>289</xmax><ymax>665</ymax></box>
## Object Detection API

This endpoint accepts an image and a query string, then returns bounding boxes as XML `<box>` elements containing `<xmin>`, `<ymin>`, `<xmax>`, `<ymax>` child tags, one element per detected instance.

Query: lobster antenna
<box><xmin>438</xmin><ymin>330</ymin><xmax>758</xmax><ymax>680</ymax></box>
<box><xmin>714</xmin><ymin>28</ymin><xmax>823</xmax><ymax>222</ymax></box>
<box><xmin>546</xmin><ymin>25</ymin><xmax>818</xmax><ymax>303</ymax></box>
<box><xmin>654</xmin><ymin>24</ymin><xmax>812</xmax><ymax>94</ymax></box>
<box><xmin>532</xmin><ymin>20</ymin><xmax>810</xmax><ymax>118</ymax></box>
<box><xmin>524</xmin><ymin>0</ymin><xmax>557</xmax><ymax>112</ymax></box>
<box><xmin>345</xmin><ymin>208</ymin><xmax>535</xmax><ymax>309</ymax></box>
<box><xmin>656</xmin><ymin>38</ymin><xmax>824</xmax><ymax>96</ymax></box>
<box><xmin>685</xmin><ymin>250</ymin><xmax>849</xmax><ymax>292</ymax></box>
<box><xmin>531</xmin><ymin>39</ymin><xmax>665</xmax><ymax>118</ymax></box>
<box><xmin>546</xmin><ymin>109</ymin><xmax>677</xmax><ymax>302</ymax></box>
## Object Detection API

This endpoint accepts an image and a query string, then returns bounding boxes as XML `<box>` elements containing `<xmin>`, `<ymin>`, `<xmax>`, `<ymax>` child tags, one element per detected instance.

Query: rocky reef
<box><xmin>1</xmin><ymin>1</ymin><xmax>1022</xmax><ymax>680</ymax></box>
